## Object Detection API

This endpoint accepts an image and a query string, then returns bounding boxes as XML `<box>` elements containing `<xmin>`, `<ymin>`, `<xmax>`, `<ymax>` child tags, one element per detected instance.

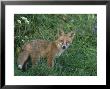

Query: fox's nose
<box><xmin>62</xmin><ymin>46</ymin><xmax>66</xmax><ymax>49</ymax></box>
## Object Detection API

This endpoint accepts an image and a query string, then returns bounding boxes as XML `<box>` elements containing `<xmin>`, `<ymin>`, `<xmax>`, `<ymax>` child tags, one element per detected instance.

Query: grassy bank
<box><xmin>14</xmin><ymin>14</ymin><xmax>97</xmax><ymax>76</ymax></box>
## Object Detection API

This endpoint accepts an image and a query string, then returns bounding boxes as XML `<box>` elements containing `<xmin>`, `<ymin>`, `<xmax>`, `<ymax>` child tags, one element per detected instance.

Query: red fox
<box><xmin>17</xmin><ymin>30</ymin><xmax>75</xmax><ymax>70</ymax></box>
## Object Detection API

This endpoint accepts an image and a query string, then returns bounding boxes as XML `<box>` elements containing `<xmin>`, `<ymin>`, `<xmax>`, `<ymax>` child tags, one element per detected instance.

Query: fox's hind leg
<box><xmin>30</xmin><ymin>53</ymin><xmax>39</xmax><ymax>68</ymax></box>
<box><xmin>17</xmin><ymin>51</ymin><xmax>29</xmax><ymax>70</ymax></box>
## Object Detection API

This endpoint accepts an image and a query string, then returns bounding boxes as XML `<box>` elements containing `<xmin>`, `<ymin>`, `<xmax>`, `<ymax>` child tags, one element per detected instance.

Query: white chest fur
<box><xmin>55</xmin><ymin>49</ymin><xmax>65</xmax><ymax>57</ymax></box>
<box><xmin>55</xmin><ymin>43</ymin><xmax>65</xmax><ymax>57</ymax></box>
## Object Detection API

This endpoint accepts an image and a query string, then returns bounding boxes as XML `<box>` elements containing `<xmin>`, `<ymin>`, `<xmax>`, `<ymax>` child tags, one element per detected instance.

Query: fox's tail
<box><xmin>17</xmin><ymin>51</ymin><xmax>29</xmax><ymax>70</ymax></box>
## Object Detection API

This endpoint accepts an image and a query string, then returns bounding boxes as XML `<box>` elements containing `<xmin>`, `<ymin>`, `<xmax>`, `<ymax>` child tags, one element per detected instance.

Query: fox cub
<box><xmin>17</xmin><ymin>30</ymin><xmax>75</xmax><ymax>70</ymax></box>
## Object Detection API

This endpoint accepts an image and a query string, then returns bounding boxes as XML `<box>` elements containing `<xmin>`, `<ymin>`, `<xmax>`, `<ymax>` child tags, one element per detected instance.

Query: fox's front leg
<box><xmin>47</xmin><ymin>54</ymin><xmax>54</xmax><ymax>67</ymax></box>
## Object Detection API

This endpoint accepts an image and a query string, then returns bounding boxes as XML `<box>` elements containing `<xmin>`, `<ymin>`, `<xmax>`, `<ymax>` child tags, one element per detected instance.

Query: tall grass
<box><xmin>14</xmin><ymin>14</ymin><xmax>97</xmax><ymax>76</ymax></box>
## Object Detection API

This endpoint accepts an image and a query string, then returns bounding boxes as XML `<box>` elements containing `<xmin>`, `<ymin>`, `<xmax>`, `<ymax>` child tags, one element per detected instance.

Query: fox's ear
<box><xmin>59</xmin><ymin>30</ymin><xmax>64</xmax><ymax>36</ymax></box>
<box><xmin>68</xmin><ymin>31</ymin><xmax>75</xmax><ymax>38</ymax></box>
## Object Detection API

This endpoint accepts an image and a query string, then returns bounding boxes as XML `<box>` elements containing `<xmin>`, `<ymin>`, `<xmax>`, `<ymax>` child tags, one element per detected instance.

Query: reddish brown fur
<box><xmin>17</xmin><ymin>30</ymin><xmax>75</xmax><ymax>70</ymax></box>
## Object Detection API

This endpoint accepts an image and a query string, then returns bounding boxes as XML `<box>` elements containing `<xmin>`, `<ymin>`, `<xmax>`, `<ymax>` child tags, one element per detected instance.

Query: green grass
<box><xmin>14</xmin><ymin>14</ymin><xmax>97</xmax><ymax>76</ymax></box>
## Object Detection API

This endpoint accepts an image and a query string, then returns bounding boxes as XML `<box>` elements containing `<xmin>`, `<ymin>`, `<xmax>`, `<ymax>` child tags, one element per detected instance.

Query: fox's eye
<box><xmin>66</xmin><ymin>41</ymin><xmax>69</xmax><ymax>43</ymax></box>
<box><xmin>66</xmin><ymin>41</ymin><xmax>70</xmax><ymax>44</ymax></box>
<box><xmin>60</xmin><ymin>40</ymin><xmax>63</xmax><ymax>42</ymax></box>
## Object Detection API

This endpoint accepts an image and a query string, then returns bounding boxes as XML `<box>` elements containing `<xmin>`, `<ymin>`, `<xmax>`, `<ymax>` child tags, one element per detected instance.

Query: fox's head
<box><xmin>56</xmin><ymin>30</ymin><xmax>75</xmax><ymax>50</ymax></box>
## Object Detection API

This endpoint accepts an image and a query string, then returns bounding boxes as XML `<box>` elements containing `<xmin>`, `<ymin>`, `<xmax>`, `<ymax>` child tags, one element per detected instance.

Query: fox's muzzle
<box><xmin>62</xmin><ymin>43</ymin><xmax>69</xmax><ymax>49</ymax></box>
<box><xmin>62</xmin><ymin>45</ymin><xmax>66</xmax><ymax>49</ymax></box>
<box><xmin>59</xmin><ymin>42</ymin><xmax>70</xmax><ymax>50</ymax></box>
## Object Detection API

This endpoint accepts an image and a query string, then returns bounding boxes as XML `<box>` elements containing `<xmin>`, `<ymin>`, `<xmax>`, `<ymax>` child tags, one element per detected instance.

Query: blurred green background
<box><xmin>14</xmin><ymin>14</ymin><xmax>97</xmax><ymax>76</ymax></box>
